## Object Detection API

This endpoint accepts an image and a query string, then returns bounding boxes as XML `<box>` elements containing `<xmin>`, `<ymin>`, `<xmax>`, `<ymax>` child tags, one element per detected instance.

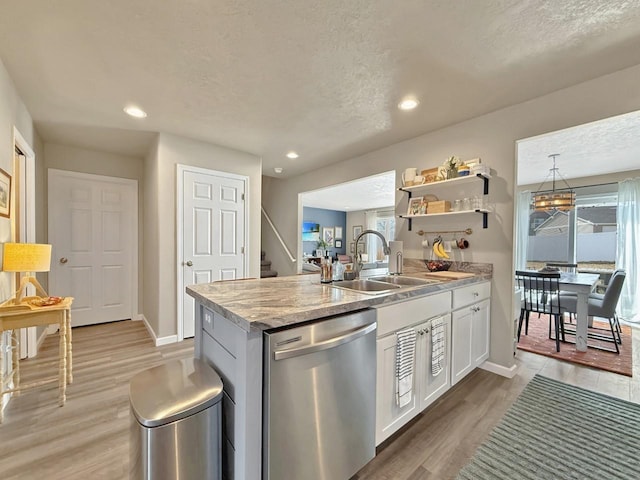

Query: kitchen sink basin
<box><xmin>368</xmin><ymin>275</ymin><xmax>442</xmax><ymax>286</ymax></box>
<box><xmin>330</xmin><ymin>279</ymin><xmax>401</xmax><ymax>294</ymax></box>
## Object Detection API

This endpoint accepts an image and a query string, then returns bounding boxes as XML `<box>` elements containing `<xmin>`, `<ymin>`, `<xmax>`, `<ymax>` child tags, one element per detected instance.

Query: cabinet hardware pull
<box><xmin>473</xmin><ymin>292</ymin><xmax>479</xmax><ymax>297</ymax></box>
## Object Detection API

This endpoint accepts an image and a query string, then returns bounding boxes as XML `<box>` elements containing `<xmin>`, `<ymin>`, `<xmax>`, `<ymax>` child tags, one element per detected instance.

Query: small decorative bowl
<box><xmin>426</xmin><ymin>260</ymin><xmax>452</xmax><ymax>272</ymax></box>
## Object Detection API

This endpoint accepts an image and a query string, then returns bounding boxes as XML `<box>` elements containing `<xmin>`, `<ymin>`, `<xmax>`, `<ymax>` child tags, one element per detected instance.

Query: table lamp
<box><xmin>2</xmin><ymin>243</ymin><xmax>52</xmax><ymax>304</ymax></box>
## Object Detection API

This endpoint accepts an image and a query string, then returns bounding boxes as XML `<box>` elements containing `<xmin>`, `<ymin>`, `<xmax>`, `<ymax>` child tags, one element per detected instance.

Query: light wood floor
<box><xmin>1</xmin><ymin>321</ymin><xmax>638</xmax><ymax>480</ymax></box>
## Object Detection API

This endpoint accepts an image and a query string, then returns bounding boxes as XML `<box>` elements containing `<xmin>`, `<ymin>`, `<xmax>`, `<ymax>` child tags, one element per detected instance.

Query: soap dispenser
<box><xmin>320</xmin><ymin>255</ymin><xmax>333</xmax><ymax>284</ymax></box>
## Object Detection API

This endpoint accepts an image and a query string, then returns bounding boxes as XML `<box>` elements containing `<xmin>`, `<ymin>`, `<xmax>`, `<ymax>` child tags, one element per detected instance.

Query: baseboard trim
<box><xmin>135</xmin><ymin>314</ymin><xmax>178</xmax><ymax>347</ymax></box>
<box><xmin>480</xmin><ymin>360</ymin><xmax>519</xmax><ymax>378</ymax></box>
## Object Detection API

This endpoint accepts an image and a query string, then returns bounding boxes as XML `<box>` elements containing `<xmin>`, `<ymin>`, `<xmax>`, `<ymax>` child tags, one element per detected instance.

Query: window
<box><xmin>526</xmin><ymin>189</ymin><xmax>617</xmax><ymax>273</ymax></box>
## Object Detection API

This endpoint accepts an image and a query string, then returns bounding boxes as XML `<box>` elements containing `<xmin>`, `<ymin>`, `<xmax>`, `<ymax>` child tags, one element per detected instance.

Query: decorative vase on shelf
<box><xmin>446</xmin><ymin>168</ymin><xmax>458</xmax><ymax>180</ymax></box>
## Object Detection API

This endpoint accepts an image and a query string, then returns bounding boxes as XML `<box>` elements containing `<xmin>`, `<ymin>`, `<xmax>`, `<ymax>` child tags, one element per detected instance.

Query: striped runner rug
<box><xmin>457</xmin><ymin>375</ymin><xmax>640</xmax><ymax>479</ymax></box>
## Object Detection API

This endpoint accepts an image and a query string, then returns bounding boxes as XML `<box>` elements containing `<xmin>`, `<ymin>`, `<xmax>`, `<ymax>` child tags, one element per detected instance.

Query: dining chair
<box><xmin>558</xmin><ymin>270</ymin><xmax>626</xmax><ymax>353</ymax></box>
<box><xmin>515</xmin><ymin>270</ymin><xmax>564</xmax><ymax>352</ymax></box>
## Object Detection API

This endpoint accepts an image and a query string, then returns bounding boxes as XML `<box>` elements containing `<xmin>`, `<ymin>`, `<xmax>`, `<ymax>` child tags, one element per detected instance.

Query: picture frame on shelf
<box><xmin>0</xmin><ymin>168</ymin><xmax>11</xmax><ymax>218</ymax></box>
<box><xmin>334</xmin><ymin>226</ymin><xmax>343</xmax><ymax>240</ymax></box>
<box><xmin>407</xmin><ymin>197</ymin><xmax>426</xmax><ymax>216</ymax></box>
<box><xmin>335</xmin><ymin>239</ymin><xmax>342</xmax><ymax>249</ymax></box>
<box><xmin>352</xmin><ymin>225</ymin><xmax>363</xmax><ymax>240</ymax></box>
<box><xmin>322</xmin><ymin>227</ymin><xmax>334</xmax><ymax>247</ymax></box>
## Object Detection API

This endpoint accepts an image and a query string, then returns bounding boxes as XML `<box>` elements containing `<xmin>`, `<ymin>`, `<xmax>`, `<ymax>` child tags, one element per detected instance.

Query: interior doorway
<box><xmin>48</xmin><ymin>169</ymin><xmax>138</xmax><ymax>327</ymax></box>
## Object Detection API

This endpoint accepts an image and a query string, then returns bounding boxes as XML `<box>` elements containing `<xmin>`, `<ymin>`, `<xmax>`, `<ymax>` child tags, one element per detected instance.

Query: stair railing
<box><xmin>261</xmin><ymin>206</ymin><xmax>296</xmax><ymax>263</ymax></box>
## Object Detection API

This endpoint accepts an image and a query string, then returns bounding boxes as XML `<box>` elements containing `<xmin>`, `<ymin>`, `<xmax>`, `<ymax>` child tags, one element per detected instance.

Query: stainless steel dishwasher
<box><xmin>263</xmin><ymin>309</ymin><xmax>376</xmax><ymax>480</ymax></box>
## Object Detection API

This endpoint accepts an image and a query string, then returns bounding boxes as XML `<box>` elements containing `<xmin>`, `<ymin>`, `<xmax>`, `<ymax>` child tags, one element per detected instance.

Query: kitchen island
<box><xmin>187</xmin><ymin>265</ymin><xmax>492</xmax><ymax>480</ymax></box>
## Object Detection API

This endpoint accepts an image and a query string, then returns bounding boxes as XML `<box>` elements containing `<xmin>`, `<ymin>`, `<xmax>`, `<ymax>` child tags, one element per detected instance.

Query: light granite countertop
<box><xmin>186</xmin><ymin>264</ymin><xmax>492</xmax><ymax>332</ymax></box>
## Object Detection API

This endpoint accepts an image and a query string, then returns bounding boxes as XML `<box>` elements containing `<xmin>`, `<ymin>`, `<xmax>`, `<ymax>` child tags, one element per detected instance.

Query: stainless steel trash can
<box><xmin>129</xmin><ymin>358</ymin><xmax>223</xmax><ymax>480</ymax></box>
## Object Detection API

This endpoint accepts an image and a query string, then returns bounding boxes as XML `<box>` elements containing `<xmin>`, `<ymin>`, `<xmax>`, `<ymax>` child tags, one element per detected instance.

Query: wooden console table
<box><xmin>0</xmin><ymin>297</ymin><xmax>73</xmax><ymax>423</ymax></box>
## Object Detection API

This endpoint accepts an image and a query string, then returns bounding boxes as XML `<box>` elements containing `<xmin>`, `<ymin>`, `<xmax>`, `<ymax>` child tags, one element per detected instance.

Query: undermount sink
<box><xmin>368</xmin><ymin>275</ymin><xmax>442</xmax><ymax>286</ymax></box>
<box><xmin>330</xmin><ymin>279</ymin><xmax>401</xmax><ymax>294</ymax></box>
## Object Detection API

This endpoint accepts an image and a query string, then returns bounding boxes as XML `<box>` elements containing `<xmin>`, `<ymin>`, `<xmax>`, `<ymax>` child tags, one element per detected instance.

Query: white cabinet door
<box><xmin>375</xmin><ymin>332</ymin><xmax>419</xmax><ymax>445</ymax></box>
<box><xmin>417</xmin><ymin>315</ymin><xmax>451</xmax><ymax>411</ymax></box>
<box><xmin>451</xmin><ymin>306</ymin><xmax>474</xmax><ymax>386</ymax></box>
<box><xmin>472</xmin><ymin>299</ymin><xmax>490</xmax><ymax>365</ymax></box>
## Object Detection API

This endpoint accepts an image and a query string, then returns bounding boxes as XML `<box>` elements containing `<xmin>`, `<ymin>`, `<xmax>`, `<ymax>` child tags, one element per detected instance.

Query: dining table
<box><xmin>558</xmin><ymin>272</ymin><xmax>601</xmax><ymax>351</ymax></box>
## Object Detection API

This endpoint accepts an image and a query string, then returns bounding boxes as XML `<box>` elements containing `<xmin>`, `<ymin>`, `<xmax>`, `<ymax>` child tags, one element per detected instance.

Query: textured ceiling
<box><xmin>301</xmin><ymin>171</ymin><xmax>396</xmax><ymax>212</ymax></box>
<box><xmin>517</xmin><ymin>109</ymin><xmax>640</xmax><ymax>186</ymax></box>
<box><xmin>2</xmin><ymin>1</ymin><xmax>640</xmax><ymax>176</ymax></box>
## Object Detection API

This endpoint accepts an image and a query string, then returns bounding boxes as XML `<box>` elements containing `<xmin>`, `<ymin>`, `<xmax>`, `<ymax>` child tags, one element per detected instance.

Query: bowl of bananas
<box><xmin>426</xmin><ymin>260</ymin><xmax>452</xmax><ymax>272</ymax></box>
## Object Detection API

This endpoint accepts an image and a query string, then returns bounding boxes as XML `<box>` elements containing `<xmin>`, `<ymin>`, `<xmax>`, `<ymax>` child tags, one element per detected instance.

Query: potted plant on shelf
<box><xmin>443</xmin><ymin>156</ymin><xmax>462</xmax><ymax>180</ymax></box>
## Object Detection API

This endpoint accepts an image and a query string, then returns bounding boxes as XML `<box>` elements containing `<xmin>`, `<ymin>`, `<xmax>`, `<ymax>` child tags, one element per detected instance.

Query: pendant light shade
<box><xmin>532</xmin><ymin>154</ymin><xmax>575</xmax><ymax>212</ymax></box>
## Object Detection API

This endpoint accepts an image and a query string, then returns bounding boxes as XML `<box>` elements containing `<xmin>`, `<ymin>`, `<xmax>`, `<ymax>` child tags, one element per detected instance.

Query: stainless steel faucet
<box><xmin>354</xmin><ymin>230</ymin><xmax>391</xmax><ymax>278</ymax></box>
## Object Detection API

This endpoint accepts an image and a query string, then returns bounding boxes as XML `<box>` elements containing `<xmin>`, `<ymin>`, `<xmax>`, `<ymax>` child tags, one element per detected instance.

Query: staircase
<box><xmin>260</xmin><ymin>251</ymin><xmax>278</xmax><ymax>278</ymax></box>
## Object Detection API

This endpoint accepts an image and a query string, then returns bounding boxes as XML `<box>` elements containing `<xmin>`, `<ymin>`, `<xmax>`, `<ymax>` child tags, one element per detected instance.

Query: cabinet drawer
<box><xmin>202</xmin><ymin>330</ymin><xmax>237</xmax><ymax>400</ymax></box>
<box><xmin>453</xmin><ymin>281</ymin><xmax>491</xmax><ymax>310</ymax></box>
<box><xmin>201</xmin><ymin>306</ymin><xmax>240</xmax><ymax>358</ymax></box>
<box><xmin>376</xmin><ymin>291</ymin><xmax>451</xmax><ymax>337</ymax></box>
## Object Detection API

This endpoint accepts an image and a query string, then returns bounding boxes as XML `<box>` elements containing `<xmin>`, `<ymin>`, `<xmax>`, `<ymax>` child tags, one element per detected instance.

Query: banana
<box><xmin>432</xmin><ymin>240</ymin><xmax>441</xmax><ymax>258</ymax></box>
<box><xmin>436</xmin><ymin>241</ymin><xmax>450</xmax><ymax>259</ymax></box>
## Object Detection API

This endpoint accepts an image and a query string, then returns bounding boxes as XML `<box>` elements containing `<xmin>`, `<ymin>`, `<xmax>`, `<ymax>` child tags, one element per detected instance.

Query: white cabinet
<box><xmin>451</xmin><ymin>282</ymin><xmax>491</xmax><ymax>386</ymax></box>
<box><xmin>375</xmin><ymin>290</ymin><xmax>453</xmax><ymax>445</ymax></box>
<box><xmin>376</xmin><ymin>314</ymin><xmax>452</xmax><ymax>445</ymax></box>
<box><xmin>376</xmin><ymin>330</ymin><xmax>421</xmax><ymax>445</ymax></box>
<box><xmin>417</xmin><ymin>315</ymin><xmax>451</xmax><ymax>411</ymax></box>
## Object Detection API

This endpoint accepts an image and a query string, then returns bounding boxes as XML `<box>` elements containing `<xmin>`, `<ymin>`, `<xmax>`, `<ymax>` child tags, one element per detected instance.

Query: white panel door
<box><xmin>49</xmin><ymin>170</ymin><xmax>136</xmax><ymax>327</ymax></box>
<box><xmin>181</xmin><ymin>169</ymin><xmax>246</xmax><ymax>338</ymax></box>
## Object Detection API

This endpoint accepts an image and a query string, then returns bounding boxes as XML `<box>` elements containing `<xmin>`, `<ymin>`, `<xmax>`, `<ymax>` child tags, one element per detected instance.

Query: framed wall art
<box><xmin>0</xmin><ymin>168</ymin><xmax>11</xmax><ymax>218</ymax></box>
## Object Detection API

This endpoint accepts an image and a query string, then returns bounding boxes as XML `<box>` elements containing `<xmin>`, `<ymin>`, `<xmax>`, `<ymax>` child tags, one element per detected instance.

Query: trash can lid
<box><xmin>129</xmin><ymin>358</ymin><xmax>223</xmax><ymax>428</ymax></box>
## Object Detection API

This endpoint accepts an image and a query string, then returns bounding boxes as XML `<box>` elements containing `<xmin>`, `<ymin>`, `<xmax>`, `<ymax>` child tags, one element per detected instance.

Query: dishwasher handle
<box><xmin>273</xmin><ymin>322</ymin><xmax>376</xmax><ymax>361</ymax></box>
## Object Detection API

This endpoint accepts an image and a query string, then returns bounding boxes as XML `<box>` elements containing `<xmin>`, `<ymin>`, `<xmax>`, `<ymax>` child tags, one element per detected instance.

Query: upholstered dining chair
<box><xmin>515</xmin><ymin>270</ymin><xmax>564</xmax><ymax>352</ymax></box>
<box><xmin>559</xmin><ymin>269</ymin><xmax>626</xmax><ymax>353</ymax></box>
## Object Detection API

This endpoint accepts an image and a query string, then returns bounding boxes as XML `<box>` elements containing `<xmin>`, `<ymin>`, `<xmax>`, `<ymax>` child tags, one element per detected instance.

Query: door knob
<box><xmin>60</xmin><ymin>257</ymin><xmax>68</xmax><ymax>264</ymax></box>
<box><xmin>186</xmin><ymin>261</ymin><xmax>193</xmax><ymax>267</ymax></box>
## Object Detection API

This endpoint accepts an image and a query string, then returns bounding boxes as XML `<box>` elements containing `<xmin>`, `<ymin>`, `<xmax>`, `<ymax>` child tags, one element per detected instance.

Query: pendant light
<box><xmin>532</xmin><ymin>154</ymin><xmax>575</xmax><ymax>212</ymax></box>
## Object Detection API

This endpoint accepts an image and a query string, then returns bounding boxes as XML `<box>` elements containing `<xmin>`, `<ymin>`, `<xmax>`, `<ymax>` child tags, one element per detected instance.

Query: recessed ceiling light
<box><xmin>124</xmin><ymin>106</ymin><xmax>147</xmax><ymax>118</ymax></box>
<box><xmin>398</xmin><ymin>98</ymin><xmax>419</xmax><ymax>111</ymax></box>
<box><xmin>274</xmin><ymin>167</ymin><xmax>283</xmax><ymax>174</ymax></box>
<box><xmin>286</xmin><ymin>151</ymin><xmax>299</xmax><ymax>159</ymax></box>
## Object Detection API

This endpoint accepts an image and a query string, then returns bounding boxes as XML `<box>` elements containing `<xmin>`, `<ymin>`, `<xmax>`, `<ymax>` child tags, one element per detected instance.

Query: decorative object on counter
<box><xmin>426</xmin><ymin>260</ymin><xmax>452</xmax><ymax>272</ymax></box>
<box><xmin>334</xmin><ymin>226</ymin><xmax>343</xmax><ymax>240</ymax></box>
<box><xmin>389</xmin><ymin>241</ymin><xmax>404</xmax><ymax>275</ymax></box>
<box><xmin>332</xmin><ymin>258</ymin><xmax>345</xmax><ymax>281</ymax></box>
<box><xmin>532</xmin><ymin>153</ymin><xmax>575</xmax><ymax>212</ymax></box>
<box><xmin>401</xmin><ymin>167</ymin><xmax>418</xmax><ymax>186</ymax></box>
<box><xmin>353</xmin><ymin>225</ymin><xmax>363</xmax><ymax>240</ymax></box>
<box><xmin>320</xmin><ymin>255</ymin><xmax>333</xmax><ymax>283</ymax></box>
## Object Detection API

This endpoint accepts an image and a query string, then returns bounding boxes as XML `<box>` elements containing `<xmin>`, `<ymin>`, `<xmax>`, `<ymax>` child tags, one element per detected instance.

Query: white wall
<box><xmin>262</xmin><ymin>62</ymin><xmax>640</xmax><ymax>371</ymax></box>
<box><xmin>44</xmin><ymin>143</ymin><xmax>145</xmax><ymax>312</ymax></box>
<box><xmin>143</xmin><ymin>133</ymin><xmax>262</xmax><ymax>339</ymax></box>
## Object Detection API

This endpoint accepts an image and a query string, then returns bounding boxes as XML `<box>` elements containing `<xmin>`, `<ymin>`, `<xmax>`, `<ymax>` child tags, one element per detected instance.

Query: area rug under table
<box><xmin>516</xmin><ymin>314</ymin><xmax>632</xmax><ymax>377</ymax></box>
<box><xmin>457</xmin><ymin>375</ymin><xmax>640</xmax><ymax>480</ymax></box>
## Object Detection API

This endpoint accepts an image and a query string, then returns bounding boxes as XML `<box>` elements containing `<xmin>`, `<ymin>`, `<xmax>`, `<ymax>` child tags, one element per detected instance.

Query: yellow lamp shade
<box><xmin>2</xmin><ymin>243</ymin><xmax>52</xmax><ymax>272</ymax></box>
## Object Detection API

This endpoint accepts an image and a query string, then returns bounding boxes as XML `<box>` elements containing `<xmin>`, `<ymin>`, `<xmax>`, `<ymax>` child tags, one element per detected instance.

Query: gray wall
<box><xmin>44</xmin><ymin>143</ymin><xmax>145</xmax><ymax>313</ymax></box>
<box><xmin>143</xmin><ymin>133</ymin><xmax>262</xmax><ymax>340</ymax></box>
<box><xmin>262</xmin><ymin>62</ymin><xmax>640</xmax><ymax>372</ymax></box>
